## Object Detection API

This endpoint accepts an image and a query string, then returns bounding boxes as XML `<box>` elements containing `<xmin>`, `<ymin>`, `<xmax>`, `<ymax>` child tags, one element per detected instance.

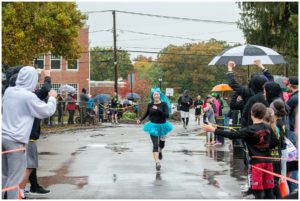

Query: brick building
<box><xmin>37</xmin><ymin>26</ymin><xmax>89</xmax><ymax>100</ymax></box>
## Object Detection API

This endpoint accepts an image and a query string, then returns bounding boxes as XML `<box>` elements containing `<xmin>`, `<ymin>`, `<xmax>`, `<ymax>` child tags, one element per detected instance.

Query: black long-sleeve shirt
<box><xmin>30</xmin><ymin>76</ymin><xmax>51</xmax><ymax>140</ymax></box>
<box><xmin>140</xmin><ymin>102</ymin><xmax>169</xmax><ymax>123</ymax></box>
<box><xmin>215</xmin><ymin>122</ymin><xmax>279</xmax><ymax>164</ymax></box>
<box><xmin>226</xmin><ymin>69</ymin><xmax>273</xmax><ymax>103</ymax></box>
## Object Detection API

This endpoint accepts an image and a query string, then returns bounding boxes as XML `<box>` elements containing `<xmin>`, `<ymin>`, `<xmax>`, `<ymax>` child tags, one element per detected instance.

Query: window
<box><xmin>33</xmin><ymin>55</ymin><xmax>45</xmax><ymax>69</ymax></box>
<box><xmin>68</xmin><ymin>83</ymin><xmax>78</xmax><ymax>95</ymax></box>
<box><xmin>67</xmin><ymin>59</ymin><xmax>79</xmax><ymax>70</ymax></box>
<box><xmin>52</xmin><ymin>83</ymin><xmax>61</xmax><ymax>92</ymax></box>
<box><xmin>50</xmin><ymin>55</ymin><xmax>61</xmax><ymax>70</ymax></box>
<box><xmin>39</xmin><ymin>83</ymin><xmax>61</xmax><ymax>93</ymax></box>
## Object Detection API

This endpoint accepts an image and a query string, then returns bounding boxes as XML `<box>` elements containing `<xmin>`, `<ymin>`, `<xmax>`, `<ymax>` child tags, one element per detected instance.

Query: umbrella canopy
<box><xmin>59</xmin><ymin>84</ymin><xmax>76</xmax><ymax>93</ymax></box>
<box><xmin>126</xmin><ymin>93</ymin><xmax>141</xmax><ymax>100</ymax></box>
<box><xmin>208</xmin><ymin>44</ymin><xmax>287</xmax><ymax>66</ymax></box>
<box><xmin>274</xmin><ymin>75</ymin><xmax>288</xmax><ymax>91</ymax></box>
<box><xmin>212</xmin><ymin>84</ymin><xmax>233</xmax><ymax>92</ymax></box>
<box><xmin>94</xmin><ymin>94</ymin><xmax>110</xmax><ymax>104</ymax></box>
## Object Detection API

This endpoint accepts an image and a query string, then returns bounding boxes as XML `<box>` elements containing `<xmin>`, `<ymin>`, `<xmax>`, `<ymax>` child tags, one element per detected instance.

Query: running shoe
<box><xmin>159</xmin><ymin>151</ymin><xmax>163</xmax><ymax>160</ymax></box>
<box><xmin>156</xmin><ymin>162</ymin><xmax>161</xmax><ymax>171</ymax></box>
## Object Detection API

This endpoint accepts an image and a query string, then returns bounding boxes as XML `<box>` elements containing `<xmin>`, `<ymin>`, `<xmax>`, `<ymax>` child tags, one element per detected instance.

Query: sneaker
<box><xmin>30</xmin><ymin>186</ymin><xmax>50</xmax><ymax>195</ymax></box>
<box><xmin>159</xmin><ymin>151</ymin><xmax>163</xmax><ymax>160</ymax></box>
<box><xmin>156</xmin><ymin>162</ymin><xmax>161</xmax><ymax>171</ymax></box>
<box><xmin>24</xmin><ymin>189</ymin><xmax>30</xmax><ymax>197</ymax></box>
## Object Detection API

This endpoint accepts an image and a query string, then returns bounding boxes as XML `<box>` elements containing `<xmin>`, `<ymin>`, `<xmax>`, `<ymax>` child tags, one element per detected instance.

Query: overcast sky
<box><xmin>77</xmin><ymin>1</ymin><xmax>245</xmax><ymax>60</ymax></box>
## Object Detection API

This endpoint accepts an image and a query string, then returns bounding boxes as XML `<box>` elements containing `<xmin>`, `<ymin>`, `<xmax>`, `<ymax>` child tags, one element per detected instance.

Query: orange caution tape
<box><xmin>252</xmin><ymin>155</ymin><xmax>298</xmax><ymax>161</ymax></box>
<box><xmin>1</xmin><ymin>185</ymin><xmax>19</xmax><ymax>192</ymax></box>
<box><xmin>251</xmin><ymin>165</ymin><xmax>299</xmax><ymax>184</ymax></box>
<box><xmin>1</xmin><ymin>147</ymin><xmax>26</xmax><ymax>155</ymax></box>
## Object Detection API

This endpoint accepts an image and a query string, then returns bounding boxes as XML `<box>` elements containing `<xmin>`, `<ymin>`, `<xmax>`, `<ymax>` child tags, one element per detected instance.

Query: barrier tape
<box><xmin>201</xmin><ymin>123</ymin><xmax>241</xmax><ymax>131</ymax></box>
<box><xmin>252</xmin><ymin>156</ymin><xmax>298</xmax><ymax>161</ymax></box>
<box><xmin>1</xmin><ymin>147</ymin><xmax>26</xmax><ymax>155</ymax></box>
<box><xmin>251</xmin><ymin>165</ymin><xmax>299</xmax><ymax>184</ymax></box>
<box><xmin>1</xmin><ymin>185</ymin><xmax>19</xmax><ymax>193</ymax></box>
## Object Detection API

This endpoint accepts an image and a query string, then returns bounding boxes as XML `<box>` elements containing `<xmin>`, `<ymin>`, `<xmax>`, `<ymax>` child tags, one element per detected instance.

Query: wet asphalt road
<box><xmin>29</xmin><ymin>113</ymin><xmax>248</xmax><ymax>199</ymax></box>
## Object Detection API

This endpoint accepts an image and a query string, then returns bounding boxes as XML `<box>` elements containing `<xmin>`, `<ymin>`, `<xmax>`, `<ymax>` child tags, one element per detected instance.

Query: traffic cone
<box><xmin>280</xmin><ymin>179</ymin><xmax>288</xmax><ymax>198</ymax></box>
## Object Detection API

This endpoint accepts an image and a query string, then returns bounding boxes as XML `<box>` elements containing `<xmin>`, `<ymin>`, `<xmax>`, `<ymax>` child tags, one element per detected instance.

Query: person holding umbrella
<box><xmin>227</xmin><ymin>60</ymin><xmax>273</xmax><ymax>127</ymax></box>
<box><xmin>137</xmin><ymin>87</ymin><xmax>173</xmax><ymax>171</ymax></box>
<box><xmin>66</xmin><ymin>92</ymin><xmax>76</xmax><ymax>124</ymax></box>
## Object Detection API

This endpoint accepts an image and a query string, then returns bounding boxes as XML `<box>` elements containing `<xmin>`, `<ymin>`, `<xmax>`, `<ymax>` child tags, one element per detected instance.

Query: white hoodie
<box><xmin>2</xmin><ymin>66</ymin><xmax>57</xmax><ymax>144</ymax></box>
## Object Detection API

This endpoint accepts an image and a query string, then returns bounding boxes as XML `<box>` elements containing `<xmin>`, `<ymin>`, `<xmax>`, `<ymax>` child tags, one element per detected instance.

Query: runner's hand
<box><xmin>137</xmin><ymin>119</ymin><xmax>141</xmax><ymax>124</ymax></box>
<box><xmin>152</xmin><ymin>105</ymin><xmax>158</xmax><ymax>110</ymax></box>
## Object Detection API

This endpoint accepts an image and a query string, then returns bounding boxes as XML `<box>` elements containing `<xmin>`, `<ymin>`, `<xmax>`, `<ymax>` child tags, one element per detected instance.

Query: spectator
<box><xmin>2</xmin><ymin>66</ymin><xmax>57</xmax><ymax>199</ymax></box>
<box><xmin>178</xmin><ymin>90</ymin><xmax>193</xmax><ymax>129</ymax></box>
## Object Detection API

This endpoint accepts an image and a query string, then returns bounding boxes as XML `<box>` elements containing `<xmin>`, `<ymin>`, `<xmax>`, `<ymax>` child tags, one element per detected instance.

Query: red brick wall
<box><xmin>39</xmin><ymin>28</ymin><xmax>89</xmax><ymax>99</ymax></box>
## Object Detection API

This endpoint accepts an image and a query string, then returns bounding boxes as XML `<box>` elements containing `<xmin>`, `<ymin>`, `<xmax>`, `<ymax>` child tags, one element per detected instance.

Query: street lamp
<box><xmin>158</xmin><ymin>78</ymin><xmax>162</xmax><ymax>89</ymax></box>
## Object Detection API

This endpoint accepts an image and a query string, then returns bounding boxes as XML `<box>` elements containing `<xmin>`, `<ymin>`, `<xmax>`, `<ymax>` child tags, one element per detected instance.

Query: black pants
<box><xmin>58</xmin><ymin>108</ymin><xmax>63</xmax><ymax>124</ymax></box>
<box><xmin>68</xmin><ymin>110</ymin><xmax>75</xmax><ymax>124</ymax></box>
<box><xmin>253</xmin><ymin>189</ymin><xmax>275</xmax><ymax>199</ymax></box>
<box><xmin>150</xmin><ymin>135</ymin><xmax>165</xmax><ymax>152</ymax></box>
<box><xmin>29</xmin><ymin>168</ymin><xmax>38</xmax><ymax>191</ymax></box>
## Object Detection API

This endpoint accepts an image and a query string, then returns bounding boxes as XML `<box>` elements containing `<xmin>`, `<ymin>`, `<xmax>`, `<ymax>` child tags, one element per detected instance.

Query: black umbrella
<box><xmin>208</xmin><ymin>44</ymin><xmax>287</xmax><ymax>66</ymax></box>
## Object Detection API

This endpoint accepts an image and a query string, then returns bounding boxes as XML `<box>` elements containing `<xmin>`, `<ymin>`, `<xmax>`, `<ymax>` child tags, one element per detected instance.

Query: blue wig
<box><xmin>150</xmin><ymin>87</ymin><xmax>172</xmax><ymax>114</ymax></box>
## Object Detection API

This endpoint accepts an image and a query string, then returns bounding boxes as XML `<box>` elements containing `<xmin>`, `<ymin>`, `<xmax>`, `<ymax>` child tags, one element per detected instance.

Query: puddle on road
<box><xmin>39</xmin><ymin>152</ymin><xmax>58</xmax><ymax>155</ymax></box>
<box><xmin>38</xmin><ymin>149</ymin><xmax>89</xmax><ymax>190</ymax></box>
<box><xmin>105</xmin><ymin>143</ymin><xmax>131</xmax><ymax>153</ymax></box>
<box><xmin>202</xmin><ymin>168</ymin><xmax>228</xmax><ymax>188</ymax></box>
<box><xmin>90</xmin><ymin>133</ymin><xmax>106</xmax><ymax>138</ymax></box>
<box><xmin>173</xmin><ymin>149</ymin><xmax>206</xmax><ymax>156</ymax></box>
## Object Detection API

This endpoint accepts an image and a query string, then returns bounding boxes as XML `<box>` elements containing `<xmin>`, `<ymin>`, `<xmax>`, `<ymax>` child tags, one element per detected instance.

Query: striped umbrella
<box><xmin>208</xmin><ymin>44</ymin><xmax>287</xmax><ymax>66</ymax></box>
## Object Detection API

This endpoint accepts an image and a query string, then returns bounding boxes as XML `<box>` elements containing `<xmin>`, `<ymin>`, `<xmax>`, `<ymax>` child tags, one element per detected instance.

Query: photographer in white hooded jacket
<box><xmin>2</xmin><ymin>66</ymin><xmax>57</xmax><ymax>199</ymax></box>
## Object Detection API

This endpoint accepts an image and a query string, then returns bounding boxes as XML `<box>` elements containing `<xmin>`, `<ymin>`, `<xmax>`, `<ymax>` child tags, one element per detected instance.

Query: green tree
<box><xmin>133</xmin><ymin>55</ymin><xmax>163</xmax><ymax>88</ymax></box>
<box><xmin>2</xmin><ymin>2</ymin><xmax>87</xmax><ymax>67</ymax></box>
<box><xmin>90</xmin><ymin>47</ymin><xmax>134</xmax><ymax>81</ymax></box>
<box><xmin>155</xmin><ymin>40</ymin><xmax>234</xmax><ymax>98</ymax></box>
<box><xmin>237</xmin><ymin>2</ymin><xmax>298</xmax><ymax>75</ymax></box>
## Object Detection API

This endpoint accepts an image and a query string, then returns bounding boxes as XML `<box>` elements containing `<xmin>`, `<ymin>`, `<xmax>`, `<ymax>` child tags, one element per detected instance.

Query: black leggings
<box><xmin>150</xmin><ymin>135</ymin><xmax>165</xmax><ymax>152</ymax></box>
<box><xmin>253</xmin><ymin>189</ymin><xmax>275</xmax><ymax>199</ymax></box>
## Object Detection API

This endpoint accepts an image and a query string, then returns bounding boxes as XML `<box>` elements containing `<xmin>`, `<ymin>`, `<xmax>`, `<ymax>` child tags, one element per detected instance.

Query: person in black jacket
<box><xmin>178</xmin><ymin>90</ymin><xmax>193</xmax><ymax>129</ymax></box>
<box><xmin>19</xmin><ymin>70</ymin><xmax>52</xmax><ymax>196</ymax></box>
<box><xmin>285</xmin><ymin>76</ymin><xmax>298</xmax><ymax>193</ymax></box>
<box><xmin>227</xmin><ymin>60</ymin><xmax>272</xmax><ymax>127</ymax></box>
<box><xmin>228</xmin><ymin>92</ymin><xmax>245</xmax><ymax>125</ymax></box>
<box><xmin>203</xmin><ymin>103</ymin><xmax>279</xmax><ymax>199</ymax></box>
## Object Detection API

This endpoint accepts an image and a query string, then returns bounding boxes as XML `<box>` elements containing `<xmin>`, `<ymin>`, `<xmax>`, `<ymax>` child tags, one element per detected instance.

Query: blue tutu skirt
<box><xmin>143</xmin><ymin>121</ymin><xmax>173</xmax><ymax>137</ymax></box>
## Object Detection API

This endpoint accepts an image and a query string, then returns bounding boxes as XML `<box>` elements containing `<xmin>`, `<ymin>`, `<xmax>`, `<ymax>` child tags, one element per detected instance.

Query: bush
<box><xmin>121</xmin><ymin>112</ymin><xmax>137</xmax><ymax>120</ymax></box>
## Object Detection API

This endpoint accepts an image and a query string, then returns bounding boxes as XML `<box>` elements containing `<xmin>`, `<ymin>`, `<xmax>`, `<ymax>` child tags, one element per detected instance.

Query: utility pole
<box><xmin>113</xmin><ymin>10</ymin><xmax>118</xmax><ymax>94</ymax></box>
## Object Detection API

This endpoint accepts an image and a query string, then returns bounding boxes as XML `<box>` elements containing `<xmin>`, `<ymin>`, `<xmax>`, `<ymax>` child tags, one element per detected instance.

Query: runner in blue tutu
<box><xmin>137</xmin><ymin>87</ymin><xmax>173</xmax><ymax>171</ymax></box>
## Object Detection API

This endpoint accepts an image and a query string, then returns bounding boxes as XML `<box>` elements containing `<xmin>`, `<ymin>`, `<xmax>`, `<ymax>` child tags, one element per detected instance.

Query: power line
<box><xmin>89</xmin><ymin>29</ymin><xmax>112</xmax><ymax>34</ymax></box>
<box><xmin>84</xmin><ymin>10</ymin><xmax>236</xmax><ymax>25</ymax></box>
<box><xmin>88</xmin><ymin>49</ymin><xmax>216</xmax><ymax>57</ymax></box>
<box><xmin>118</xmin><ymin>29</ymin><xmax>201</xmax><ymax>41</ymax></box>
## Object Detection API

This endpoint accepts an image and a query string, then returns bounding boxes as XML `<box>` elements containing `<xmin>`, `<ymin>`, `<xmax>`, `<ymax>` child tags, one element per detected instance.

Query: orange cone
<box><xmin>280</xmin><ymin>179</ymin><xmax>288</xmax><ymax>198</ymax></box>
